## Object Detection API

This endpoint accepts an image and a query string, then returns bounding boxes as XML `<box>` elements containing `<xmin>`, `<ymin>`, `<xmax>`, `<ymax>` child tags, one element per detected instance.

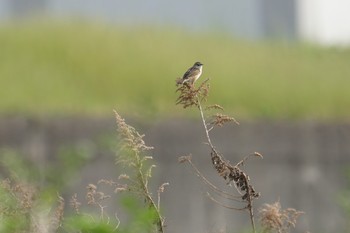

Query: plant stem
<box><xmin>197</xmin><ymin>98</ymin><xmax>214</xmax><ymax>150</ymax></box>
<box><xmin>197</xmin><ymin>96</ymin><xmax>256</xmax><ymax>233</ymax></box>
<box><xmin>137</xmin><ymin>164</ymin><xmax>164</xmax><ymax>233</ymax></box>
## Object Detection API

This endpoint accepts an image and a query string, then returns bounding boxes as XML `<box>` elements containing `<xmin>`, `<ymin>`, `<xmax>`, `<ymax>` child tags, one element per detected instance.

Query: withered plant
<box><xmin>67</xmin><ymin>111</ymin><xmax>168</xmax><ymax>233</ymax></box>
<box><xmin>259</xmin><ymin>201</ymin><xmax>304</xmax><ymax>233</ymax></box>
<box><xmin>112</xmin><ymin>110</ymin><xmax>168</xmax><ymax>233</ymax></box>
<box><xmin>176</xmin><ymin>78</ymin><xmax>306</xmax><ymax>233</ymax></box>
<box><xmin>0</xmin><ymin>151</ymin><xmax>68</xmax><ymax>233</ymax></box>
<box><xmin>0</xmin><ymin>177</ymin><xmax>65</xmax><ymax>233</ymax></box>
<box><xmin>176</xmin><ymin>78</ymin><xmax>262</xmax><ymax>232</ymax></box>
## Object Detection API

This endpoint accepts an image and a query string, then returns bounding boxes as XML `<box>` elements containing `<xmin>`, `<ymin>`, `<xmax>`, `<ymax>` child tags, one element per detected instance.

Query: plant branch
<box><xmin>135</xmin><ymin>154</ymin><xmax>165</xmax><ymax>233</ymax></box>
<box><xmin>196</xmin><ymin>89</ymin><xmax>257</xmax><ymax>233</ymax></box>
<box><xmin>176</xmin><ymin>79</ymin><xmax>260</xmax><ymax>233</ymax></box>
<box><xmin>114</xmin><ymin>110</ymin><xmax>166</xmax><ymax>233</ymax></box>
<box><xmin>198</xmin><ymin>97</ymin><xmax>215</xmax><ymax>150</ymax></box>
<box><xmin>180</xmin><ymin>155</ymin><xmax>243</xmax><ymax>201</ymax></box>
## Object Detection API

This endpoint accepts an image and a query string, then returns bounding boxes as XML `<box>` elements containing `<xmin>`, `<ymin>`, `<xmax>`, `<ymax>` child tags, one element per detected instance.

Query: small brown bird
<box><xmin>176</xmin><ymin>62</ymin><xmax>203</xmax><ymax>86</ymax></box>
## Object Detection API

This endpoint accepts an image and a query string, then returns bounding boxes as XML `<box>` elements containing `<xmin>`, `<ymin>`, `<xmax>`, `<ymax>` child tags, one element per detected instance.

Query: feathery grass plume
<box><xmin>113</xmin><ymin>110</ymin><xmax>167</xmax><ymax>233</ymax></box>
<box><xmin>209</xmin><ymin>113</ymin><xmax>240</xmax><ymax>127</ymax></box>
<box><xmin>175</xmin><ymin>77</ymin><xmax>262</xmax><ymax>232</ymax></box>
<box><xmin>49</xmin><ymin>195</ymin><xmax>65</xmax><ymax>232</ymax></box>
<box><xmin>114</xmin><ymin>110</ymin><xmax>154</xmax><ymax>158</ymax></box>
<box><xmin>70</xmin><ymin>193</ymin><xmax>81</xmax><ymax>214</ymax></box>
<box><xmin>66</xmin><ymin>112</ymin><xmax>167</xmax><ymax>232</ymax></box>
<box><xmin>259</xmin><ymin>201</ymin><xmax>304</xmax><ymax>233</ymax></box>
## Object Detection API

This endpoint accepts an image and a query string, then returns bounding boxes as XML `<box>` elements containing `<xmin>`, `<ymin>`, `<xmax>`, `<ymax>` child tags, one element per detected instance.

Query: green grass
<box><xmin>1</xmin><ymin>20</ymin><xmax>350</xmax><ymax>120</ymax></box>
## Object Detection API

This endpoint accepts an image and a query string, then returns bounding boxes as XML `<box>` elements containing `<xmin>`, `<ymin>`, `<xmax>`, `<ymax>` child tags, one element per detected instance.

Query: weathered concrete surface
<box><xmin>0</xmin><ymin>116</ymin><xmax>349</xmax><ymax>233</ymax></box>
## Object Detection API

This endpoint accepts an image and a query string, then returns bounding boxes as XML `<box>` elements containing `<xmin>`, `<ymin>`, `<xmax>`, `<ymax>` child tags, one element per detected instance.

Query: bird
<box><xmin>176</xmin><ymin>62</ymin><xmax>203</xmax><ymax>86</ymax></box>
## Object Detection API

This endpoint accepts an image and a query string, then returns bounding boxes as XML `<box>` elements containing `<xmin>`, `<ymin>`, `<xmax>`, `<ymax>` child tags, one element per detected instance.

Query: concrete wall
<box><xmin>0</xmin><ymin>116</ymin><xmax>349</xmax><ymax>232</ymax></box>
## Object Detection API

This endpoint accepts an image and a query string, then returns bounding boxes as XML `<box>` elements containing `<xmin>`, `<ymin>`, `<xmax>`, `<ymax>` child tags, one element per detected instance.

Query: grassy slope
<box><xmin>0</xmin><ymin>21</ymin><xmax>350</xmax><ymax>120</ymax></box>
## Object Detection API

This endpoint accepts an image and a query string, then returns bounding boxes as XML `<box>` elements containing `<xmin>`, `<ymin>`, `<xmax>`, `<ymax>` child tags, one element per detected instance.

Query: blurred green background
<box><xmin>1</xmin><ymin>20</ymin><xmax>350</xmax><ymax>120</ymax></box>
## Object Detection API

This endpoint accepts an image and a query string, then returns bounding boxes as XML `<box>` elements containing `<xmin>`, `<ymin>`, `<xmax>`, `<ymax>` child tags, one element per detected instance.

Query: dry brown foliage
<box><xmin>209</xmin><ymin>113</ymin><xmax>240</xmax><ymax>127</ymax></box>
<box><xmin>176</xmin><ymin>78</ymin><xmax>210</xmax><ymax>108</ymax></box>
<box><xmin>210</xmin><ymin>150</ymin><xmax>260</xmax><ymax>201</ymax></box>
<box><xmin>175</xmin><ymin>77</ymin><xmax>262</xmax><ymax>232</ymax></box>
<box><xmin>259</xmin><ymin>201</ymin><xmax>304</xmax><ymax>233</ymax></box>
<box><xmin>175</xmin><ymin>75</ymin><xmax>305</xmax><ymax>233</ymax></box>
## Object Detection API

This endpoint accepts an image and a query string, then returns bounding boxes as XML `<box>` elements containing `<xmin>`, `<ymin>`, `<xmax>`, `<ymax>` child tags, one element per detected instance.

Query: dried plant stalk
<box><xmin>114</xmin><ymin>110</ymin><xmax>167</xmax><ymax>233</ymax></box>
<box><xmin>176</xmin><ymin>78</ymin><xmax>262</xmax><ymax>233</ymax></box>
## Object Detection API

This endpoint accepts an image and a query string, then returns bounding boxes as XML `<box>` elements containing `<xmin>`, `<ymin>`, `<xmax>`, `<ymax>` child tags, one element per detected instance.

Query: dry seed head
<box><xmin>87</xmin><ymin>184</ymin><xmax>97</xmax><ymax>191</ymax></box>
<box><xmin>118</xmin><ymin>174</ymin><xmax>130</xmax><ymax>180</ymax></box>
<box><xmin>86</xmin><ymin>184</ymin><xmax>97</xmax><ymax>205</ymax></box>
<box><xmin>210</xmin><ymin>113</ymin><xmax>239</xmax><ymax>127</ymax></box>
<box><xmin>176</xmin><ymin>85</ymin><xmax>199</xmax><ymax>108</ymax></box>
<box><xmin>114</xmin><ymin>184</ymin><xmax>129</xmax><ymax>193</ymax></box>
<box><xmin>17</xmin><ymin>183</ymin><xmax>36</xmax><ymax>211</ymax></box>
<box><xmin>259</xmin><ymin>201</ymin><xmax>304</xmax><ymax>233</ymax></box>
<box><xmin>70</xmin><ymin>193</ymin><xmax>81</xmax><ymax>214</ymax></box>
<box><xmin>114</xmin><ymin>110</ymin><xmax>154</xmax><ymax>156</ymax></box>
<box><xmin>158</xmin><ymin>183</ymin><xmax>169</xmax><ymax>193</ymax></box>
<box><xmin>176</xmin><ymin>79</ymin><xmax>210</xmax><ymax>108</ymax></box>
<box><xmin>50</xmin><ymin>195</ymin><xmax>65</xmax><ymax>231</ymax></box>
<box><xmin>205</xmin><ymin>104</ymin><xmax>225</xmax><ymax>111</ymax></box>
<box><xmin>98</xmin><ymin>179</ymin><xmax>118</xmax><ymax>186</ymax></box>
